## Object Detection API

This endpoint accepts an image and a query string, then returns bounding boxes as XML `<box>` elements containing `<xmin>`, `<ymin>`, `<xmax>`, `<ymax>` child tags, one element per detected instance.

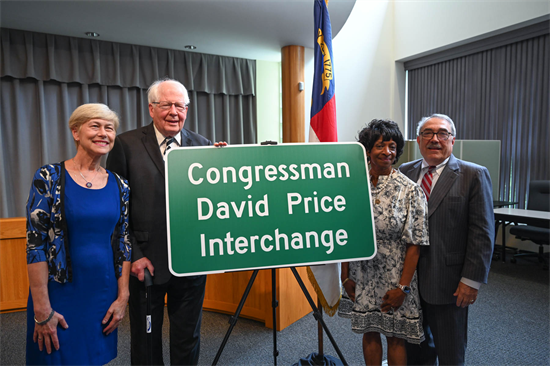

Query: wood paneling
<box><xmin>263</xmin><ymin>267</ymin><xmax>316</xmax><ymax>331</ymax></box>
<box><xmin>0</xmin><ymin>217</ymin><xmax>29</xmax><ymax>311</ymax></box>
<box><xmin>281</xmin><ymin>45</ymin><xmax>305</xmax><ymax>143</ymax></box>
<box><xmin>204</xmin><ymin>270</ymin><xmax>268</xmax><ymax>322</ymax></box>
<box><xmin>205</xmin><ymin>267</ymin><xmax>316</xmax><ymax>331</ymax></box>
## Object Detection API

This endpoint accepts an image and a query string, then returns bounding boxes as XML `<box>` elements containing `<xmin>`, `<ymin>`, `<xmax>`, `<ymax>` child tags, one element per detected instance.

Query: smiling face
<box><xmin>368</xmin><ymin>136</ymin><xmax>397</xmax><ymax>175</ymax></box>
<box><xmin>149</xmin><ymin>81</ymin><xmax>188</xmax><ymax>138</ymax></box>
<box><xmin>417</xmin><ymin>117</ymin><xmax>455</xmax><ymax>166</ymax></box>
<box><xmin>72</xmin><ymin>118</ymin><xmax>116</xmax><ymax>157</ymax></box>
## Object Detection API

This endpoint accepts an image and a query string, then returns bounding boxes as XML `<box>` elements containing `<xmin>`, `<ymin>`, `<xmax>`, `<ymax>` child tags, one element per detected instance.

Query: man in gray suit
<box><xmin>107</xmin><ymin>78</ymin><xmax>224</xmax><ymax>365</ymax></box>
<box><xmin>400</xmin><ymin>114</ymin><xmax>494</xmax><ymax>366</ymax></box>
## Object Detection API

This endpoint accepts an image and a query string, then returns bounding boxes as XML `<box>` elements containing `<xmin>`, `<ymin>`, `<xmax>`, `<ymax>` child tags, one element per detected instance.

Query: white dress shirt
<box><xmin>153</xmin><ymin>124</ymin><xmax>181</xmax><ymax>157</ymax></box>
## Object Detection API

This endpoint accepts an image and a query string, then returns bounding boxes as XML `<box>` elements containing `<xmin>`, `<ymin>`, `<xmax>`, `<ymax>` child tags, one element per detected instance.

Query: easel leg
<box><xmin>272</xmin><ymin>268</ymin><xmax>279</xmax><ymax>365</ymax></box>
<box><xmin>290</xmin><ymin>267</ymin><xmax>348</xmax><ymax>366</ymax></box>
<box><xmin>212</xmin><ymin>270</ymin><xmax>259</xmax><ymax>366</ymax></box>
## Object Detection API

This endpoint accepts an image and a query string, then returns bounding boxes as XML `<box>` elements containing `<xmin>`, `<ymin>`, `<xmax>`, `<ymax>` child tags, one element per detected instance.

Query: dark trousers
<box><xmin>129</xmin><ymin>275</ymin><xmax>207</xmax><ymax>366</ymax></box>
<box><xmin>406</xmin><ymin>297</ymin><xmax>468</xmax><ymax>366</ymax></box>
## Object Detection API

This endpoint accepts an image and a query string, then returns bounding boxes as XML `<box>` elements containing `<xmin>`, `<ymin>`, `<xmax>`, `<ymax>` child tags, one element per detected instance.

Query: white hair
<box><xmin>147</xmin><ymin>78</ymin><xmax>190</xmax><ymax>105</ymax></box>
<box><xmin>416</xmin><ymin>113</ymin><xmax>456</xmax><ymax>136</ymax></box>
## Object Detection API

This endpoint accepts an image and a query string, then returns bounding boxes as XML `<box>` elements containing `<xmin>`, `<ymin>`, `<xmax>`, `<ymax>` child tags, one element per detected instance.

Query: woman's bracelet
<box><xmin>34</xmin><ymin>309</ymin><xmax>55</xmax><ymax>325</ymax></box>
<box><xmin>342</xmin><ymin>278</ymin><xmax>350</xmax><ymax>285</ymax></box>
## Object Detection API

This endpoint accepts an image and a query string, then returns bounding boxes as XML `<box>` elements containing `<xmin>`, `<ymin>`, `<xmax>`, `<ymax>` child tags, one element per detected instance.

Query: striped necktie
<box><xmin>163</xmin><ymin>137</ymin><xmax>177</xmax><ymax>157</ymax></box>
<box><xmin>421</xmin><ymin>166</ymin><xmax>436</xmax><ymax>201</ymax></box>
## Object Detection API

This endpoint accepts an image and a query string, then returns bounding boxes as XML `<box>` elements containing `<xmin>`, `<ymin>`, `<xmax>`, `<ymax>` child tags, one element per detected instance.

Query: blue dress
<box><xmin>26</xmin><ymin>171</ymin><xmax>120</xmax><ymax>365</ymax></box>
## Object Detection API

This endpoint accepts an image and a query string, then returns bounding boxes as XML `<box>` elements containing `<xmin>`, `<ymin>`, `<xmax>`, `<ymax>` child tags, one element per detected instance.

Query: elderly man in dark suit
<box><xmin>400</xmin><ymin>113</ymin><xmax>494</xmax><ymax>366</ymax></box>
<box><xmin>107</xmin><ymin>78</ymin><xmax>223</xmax><ymax>365</ymax></box>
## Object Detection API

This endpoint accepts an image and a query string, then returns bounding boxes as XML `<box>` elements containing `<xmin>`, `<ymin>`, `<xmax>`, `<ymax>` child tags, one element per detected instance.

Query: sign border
<box><xmin>165</xmin><ymin>142</ymin><xmax>376</xmax><ymax>276</ymax></box>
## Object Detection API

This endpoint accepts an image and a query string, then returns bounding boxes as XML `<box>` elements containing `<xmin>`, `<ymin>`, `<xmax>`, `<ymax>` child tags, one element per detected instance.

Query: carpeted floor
<box><xmin>1</xmin><ymin>259</ymin><xmax>548</xmax><ymax>365</ymax></box>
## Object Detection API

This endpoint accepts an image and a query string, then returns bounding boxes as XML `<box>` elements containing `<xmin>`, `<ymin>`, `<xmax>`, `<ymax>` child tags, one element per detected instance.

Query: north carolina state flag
<box><xmin>309</xmin><ymin>0</ymin><xmax>337</xmax><ymax>143</ymax></box>
<box><xmin>307</xmin><ymin>0</ymin><xmax>340</xmax><ymax>316</ymax></box>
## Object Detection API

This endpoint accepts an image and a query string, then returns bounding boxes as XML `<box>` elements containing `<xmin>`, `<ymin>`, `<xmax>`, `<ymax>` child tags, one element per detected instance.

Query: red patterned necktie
<box><xmin>421</xmin><ymin>166</ymin><xmax>436</xmax><ymax>201</ymax></box>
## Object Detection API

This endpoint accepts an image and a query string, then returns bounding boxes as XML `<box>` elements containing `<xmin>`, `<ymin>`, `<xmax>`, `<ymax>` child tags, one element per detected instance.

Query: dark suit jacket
<box><xmin>399</xmin><ymin>154</ymin><xmax>494</xmax><ymax>304</ymax></box>
<box><xmin>106</xmin><ymin>122</ymin><xmax>212</xmax><ymax>284</ymax></box>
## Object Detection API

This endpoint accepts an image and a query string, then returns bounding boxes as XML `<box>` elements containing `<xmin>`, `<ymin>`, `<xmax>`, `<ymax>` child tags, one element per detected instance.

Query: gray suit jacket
<box><xmin>399</xmin><ymin>154</ymin><xmax>494</xmax><ymax>304</ymax></box>
<box><xmin>106</xmin><ymin>122</ymin><xmax>212</xmax><ymax>284</ymax></box>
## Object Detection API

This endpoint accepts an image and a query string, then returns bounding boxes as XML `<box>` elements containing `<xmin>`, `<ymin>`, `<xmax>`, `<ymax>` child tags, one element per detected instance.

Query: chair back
<box><xmin>527</xmin><ymin>180</ymin><xmax>550</xmax><ymax>212</ymax></box>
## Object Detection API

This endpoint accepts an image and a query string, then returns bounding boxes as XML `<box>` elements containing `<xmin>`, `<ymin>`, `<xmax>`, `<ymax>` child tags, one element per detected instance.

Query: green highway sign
<box><xmin>166</xmin><ymin>142</ymin><xmax>376</xmax><ymax>276</ymax></box>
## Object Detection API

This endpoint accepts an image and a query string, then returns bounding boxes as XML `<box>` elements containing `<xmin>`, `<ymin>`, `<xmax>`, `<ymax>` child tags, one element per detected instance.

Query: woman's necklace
<box><xmin>369</xmin><ymin>168</ymin><xmax>396</xmax><ymax>188</ymax></box>
<box><xmin>73</xmin><ymin>158</ymin><xmax>100</xmax><ymax>188</ymax></box>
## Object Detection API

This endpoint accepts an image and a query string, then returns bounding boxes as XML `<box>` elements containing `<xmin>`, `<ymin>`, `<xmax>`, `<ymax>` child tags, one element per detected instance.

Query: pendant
<box><xmin>86</xmin><ymin>182</ymin><xmax>92</xmax><ymax>188</ymax></box>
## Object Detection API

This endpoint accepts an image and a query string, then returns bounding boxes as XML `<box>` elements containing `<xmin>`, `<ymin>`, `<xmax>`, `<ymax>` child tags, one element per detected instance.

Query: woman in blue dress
<box><xmin>25</xmin><ymin>103</ymin><xmax>131</xmax><ymax>365</ymax></box>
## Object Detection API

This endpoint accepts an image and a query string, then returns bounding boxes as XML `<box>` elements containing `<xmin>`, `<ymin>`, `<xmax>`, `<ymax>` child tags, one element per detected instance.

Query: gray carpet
<box><xmin>1</xmin><ymin>259</ymin><xmax>548</xmax><ymax>365</ymax></box>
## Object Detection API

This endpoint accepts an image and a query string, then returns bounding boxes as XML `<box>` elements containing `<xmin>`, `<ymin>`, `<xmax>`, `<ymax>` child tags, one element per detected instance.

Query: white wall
<box><xmin>305</xmin><ymin>1</ymin><xmax>397</xmax><ymax>142</ymax></box>
<box><xmin>394</xmin><ymin>0</ymin><xmax>550</xmax><ymax>61</ymax></box>
<box><xmin>304</xmin><ymin>47</ymin><xmax>314</xmax><ymax>141</ymax></box>
<box><xmin>256</xmin><ymin>60</ymin><xmax>281</xmax><ymax>143</ymax></box>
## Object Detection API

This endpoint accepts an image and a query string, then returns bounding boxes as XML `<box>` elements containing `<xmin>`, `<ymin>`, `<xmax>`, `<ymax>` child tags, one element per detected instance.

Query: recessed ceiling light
<box><xmin>85</xmin><ymin>32</ymin><xmax>100</xmax><ymax>37</ymax></box>
<box><xmin>184</xmin><ymin>45</ymin><xmax>197</xmax><ymax>50</ymax></box>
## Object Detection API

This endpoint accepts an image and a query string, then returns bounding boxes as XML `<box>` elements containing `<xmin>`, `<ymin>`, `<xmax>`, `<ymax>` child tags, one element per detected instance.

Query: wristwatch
<box><xmin>398</xmin><ymin>284</ymin><xmax>411</xmax><ymax>295</ymax></box>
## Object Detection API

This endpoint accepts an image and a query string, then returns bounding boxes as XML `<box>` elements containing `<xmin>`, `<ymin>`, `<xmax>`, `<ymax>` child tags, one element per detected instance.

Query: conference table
<box><xmin>493</xmin><ymin>207</ymin><xmax>550</xmax><ymax>262</ymax></box>
<box><xmin>493</xmin><ymin>200</ymin><xmax>518</xmax><ymax>208</ymax></box>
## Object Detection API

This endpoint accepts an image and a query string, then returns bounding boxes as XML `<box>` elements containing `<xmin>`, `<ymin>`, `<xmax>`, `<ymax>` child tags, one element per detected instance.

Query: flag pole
<box><xmin>305</xmin><ymin>1</ymin><xmax>344</xmax><ymax>364</ymax></box>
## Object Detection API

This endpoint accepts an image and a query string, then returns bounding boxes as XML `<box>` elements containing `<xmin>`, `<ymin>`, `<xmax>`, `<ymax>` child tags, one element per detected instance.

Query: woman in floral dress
<box><xmin>339</xmin><ymin>119</ymin><xmax>429</xmax><ymax>366</ymax></box>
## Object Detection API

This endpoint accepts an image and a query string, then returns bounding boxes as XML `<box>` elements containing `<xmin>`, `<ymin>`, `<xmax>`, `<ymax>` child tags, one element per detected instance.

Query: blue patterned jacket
<box><xmin>26</xmin><ymin>162</ymin><xmax>131</xmax><ymax>283</ymax></box>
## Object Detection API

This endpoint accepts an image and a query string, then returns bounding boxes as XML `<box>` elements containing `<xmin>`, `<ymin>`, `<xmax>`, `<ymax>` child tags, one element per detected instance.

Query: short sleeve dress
<box><xmin>26</xmin><ymin>170</ymin><xmax>121</xmax><ymax>365</ymax></box>
<box><xmin>338</xmin><ymin>169</ymin><xmax>429</xmax><ymax>344</ymax></box>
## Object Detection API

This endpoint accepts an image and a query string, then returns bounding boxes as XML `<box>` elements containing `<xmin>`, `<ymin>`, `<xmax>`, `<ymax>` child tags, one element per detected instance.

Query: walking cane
<box><xmin>144</xmin><ymin>268</ymin><xmax>154</xmax><ymax>366</ymax></box>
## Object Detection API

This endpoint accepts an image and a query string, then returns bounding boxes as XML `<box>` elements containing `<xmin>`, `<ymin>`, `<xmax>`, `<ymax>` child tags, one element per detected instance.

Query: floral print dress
<box><xmin>339</xmin><ymin>170</ymin><xmax>429</xmax><ymax>344</ymax></box>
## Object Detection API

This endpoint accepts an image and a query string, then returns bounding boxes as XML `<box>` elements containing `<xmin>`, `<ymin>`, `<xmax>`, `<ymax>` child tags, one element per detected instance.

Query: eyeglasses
<box><xmin>419</xmin><ymin>130</ymin><xmax>454</xmax><ymax>141</ymax></box>
<box><xmin>152</xmin><ymin>102</ymin><xmax>188</xmax><ymax>111</ymax></box>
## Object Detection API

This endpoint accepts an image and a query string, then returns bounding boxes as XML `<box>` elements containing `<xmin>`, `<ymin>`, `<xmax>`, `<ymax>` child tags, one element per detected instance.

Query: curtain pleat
<box><xmin>1</xmin><ymin>28</ymin><xmax>256</xmax><ymax>96</ymax></box>
<box><xmin>407</xmin><ymin>34</ymin><xmax>549</xmax><ymax>208</ymax></box>
<box><xmin>0</xmin><ymin>28</ymin><xmax>257</xmax><ymax>218</ymax></box>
